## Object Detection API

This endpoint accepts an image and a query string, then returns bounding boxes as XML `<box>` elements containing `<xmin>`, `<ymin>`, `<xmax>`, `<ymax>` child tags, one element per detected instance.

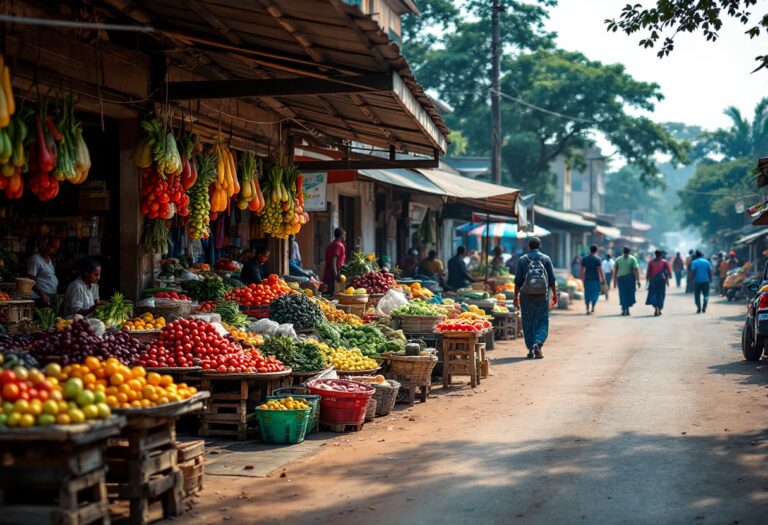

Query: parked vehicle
<box><xmin>741</xmin><ymin>262</ymin><xmax>768</xmax><ymax>361</ymax></box>
<box><xmin>723</xmin><ymin>265</ymin><xmax>750</xmax><ymax>302</ymax></box>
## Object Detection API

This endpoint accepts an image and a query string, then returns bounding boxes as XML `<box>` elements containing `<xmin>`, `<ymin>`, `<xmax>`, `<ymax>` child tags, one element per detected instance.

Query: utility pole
<box><xmin>491</xmin><ymin>0</ymin><xmax>502</xmax><ymax>185</ymax></box>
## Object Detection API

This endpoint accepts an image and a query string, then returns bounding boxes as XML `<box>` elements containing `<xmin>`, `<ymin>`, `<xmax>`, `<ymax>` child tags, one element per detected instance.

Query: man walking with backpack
<box><xmin>514</xmin><ymin>237</ymin><xmax>558</xmax><ymax>359</ymax></box>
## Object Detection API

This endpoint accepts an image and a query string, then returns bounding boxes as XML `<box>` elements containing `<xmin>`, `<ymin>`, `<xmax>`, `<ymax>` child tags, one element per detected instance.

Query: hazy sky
<box><xmin>546</xmin><ymin>0</ymin><xmax>768</xmax><ymax>132</ymax></box>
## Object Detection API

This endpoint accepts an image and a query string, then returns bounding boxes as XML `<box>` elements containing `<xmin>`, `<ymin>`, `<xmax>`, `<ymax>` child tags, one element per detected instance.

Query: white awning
<box><xmin>417</xmin><ymin>168</ymin><xmax>520</xmax><ymax>215</ymax></box>
<box><xmin>358</xmin><ymin>169</ymin><xmax>444</xmax><ymax>195</ymax></box>
<box><xmin>595</xmin><ymin>225</ymin><xmax>622</xmax><ymax>239</ymax></box>
<box><xmin>735</xmin><ymin>228</ymin><xmax>768</xmax><ymax>245</ymax></box>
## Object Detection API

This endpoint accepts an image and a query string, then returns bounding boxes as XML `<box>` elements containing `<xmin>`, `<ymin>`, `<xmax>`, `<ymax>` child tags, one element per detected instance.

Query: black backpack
<box><xmin>522</xmin><ymin>255</ymin><xmax>548</xmax><ymax>295</ymax></box>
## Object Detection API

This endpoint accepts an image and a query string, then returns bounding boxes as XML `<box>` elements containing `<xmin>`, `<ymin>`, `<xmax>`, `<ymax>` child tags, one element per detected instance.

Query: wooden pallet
<box><xmin>320</xmin><ymin>422</ymin><xmax>364</xmax><ymax>433</ymax></box>
<box><xmin>0</xmin><ymin>419</ymin><xmax>123</xmax><ymax>525</ymax></box>
<box><xmin>106</xmin><ymin>416</ymin><xmax>184</xmax><ymax>525</ymax></box>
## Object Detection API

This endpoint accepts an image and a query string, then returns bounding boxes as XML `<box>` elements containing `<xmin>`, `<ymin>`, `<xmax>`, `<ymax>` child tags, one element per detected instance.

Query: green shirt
<box><xmin>614</xmin><ymin>255</ymin><xmax>639</xmax><ymax>277</ymax></box>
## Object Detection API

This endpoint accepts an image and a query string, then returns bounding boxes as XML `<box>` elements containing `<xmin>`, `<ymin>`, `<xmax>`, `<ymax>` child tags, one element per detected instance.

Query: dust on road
<box><xmin>177</xmin><ymin>290</ymin><xmax>768</xmax><ymax>525</ymax></box>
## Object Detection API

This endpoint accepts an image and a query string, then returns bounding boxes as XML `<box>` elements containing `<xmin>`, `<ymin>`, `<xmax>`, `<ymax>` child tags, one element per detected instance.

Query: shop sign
<box><xmin>303</xmin><ymin>172</ymin><xmax>328</xmax><ymax>211</ymax></box>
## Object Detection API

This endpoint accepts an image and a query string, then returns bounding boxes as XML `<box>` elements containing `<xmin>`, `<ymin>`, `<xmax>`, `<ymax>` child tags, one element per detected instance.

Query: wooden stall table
<box><xmin>198</xmin><ymin>370</ymin><xmax>292</xmax><ymax>441</ymax></box>
<box><xmin>437</xmin><ymin>331</ymin><xmax>480</xmax><ymax>389</ymax></box>
<box><xmin>492</xmin><ymin>311</ymin><xmax>517</xmax><ymax>341</ymax></box>
<box><xmin>0</xmin><ymin>417</ymin><xmax>126</xmax><ymax>525</ymax></box>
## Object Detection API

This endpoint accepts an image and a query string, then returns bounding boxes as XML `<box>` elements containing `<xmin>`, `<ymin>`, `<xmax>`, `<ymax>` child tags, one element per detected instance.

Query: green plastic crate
<box><xmin>267</xmin><ymin>393</ymin><xmax>320</xmax><ymax>433</ymax></box>
<box><xmin>255</xmin><ymin>407</ymin><xmax>312</xmax><ymax>444</ymax></box>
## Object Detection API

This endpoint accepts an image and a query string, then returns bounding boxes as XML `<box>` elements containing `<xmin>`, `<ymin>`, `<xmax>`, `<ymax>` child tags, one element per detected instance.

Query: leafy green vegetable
<box><xmin>391</xmin><ymin>300</ymin><xmax>446</xmax><ymax>317</ymax></box>
<box><xmin>261</xmin><ymin>336</ymin><xmax>326</xmax><ymax>372</ymax></box>
<box><xmin>181</xmin><ymin>276</ymin><xmax>229</xmax><ymax>301</ymax></box>
<box><xmin>268</xmin><ymin>293</ymin><xmax>324</xmax><ymax>330</ymax></box>
<box><xmin>213</xmin><ymin>300</ymin><xmax>249</xmax><ymax>328</ymax></box>
<box><xmin>316</xmin><ymin>322</ymin><xmax>341</xmax><ymax>347</ymax></box>
<box><xmin>34</xmin><ymin>307</ymin><xmax>56</xmax><ymax>330</ymax></box>
<box><xmin>92</xmin><ymin>292</ymin><xmax>133</xmax><ymax>328</ymax></box>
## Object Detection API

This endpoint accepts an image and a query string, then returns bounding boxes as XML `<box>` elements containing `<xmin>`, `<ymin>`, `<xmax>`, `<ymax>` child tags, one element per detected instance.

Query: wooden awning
<box><xmin>99</xmin><ymin>0</ymin><xmax>449</xmax><ymax>156</ymax></box>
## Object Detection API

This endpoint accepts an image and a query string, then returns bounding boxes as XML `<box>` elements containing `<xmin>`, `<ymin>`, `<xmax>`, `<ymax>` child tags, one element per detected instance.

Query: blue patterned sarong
<box><xmin>520</xmin><ymin>297</ymin><xmax>550</xmax><ymax>350</ymax></box>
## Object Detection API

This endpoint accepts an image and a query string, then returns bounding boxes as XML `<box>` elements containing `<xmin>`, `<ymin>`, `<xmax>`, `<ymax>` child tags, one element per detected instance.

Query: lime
<box><xmin>76</xmin><ymin>390</ymin><xmax>96</xmax><ymax>408</ymax></box>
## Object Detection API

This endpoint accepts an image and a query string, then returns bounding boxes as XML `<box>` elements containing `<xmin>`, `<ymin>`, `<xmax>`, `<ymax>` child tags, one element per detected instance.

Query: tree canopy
<box><xmin>606</xmin><ymin>0</ymin><xmax>768</xmax><ymax>71</ymax></box>
<box><xmin>403</xmin><ymin>1</ymin><xmax>686</xmax><ymax>202</ymax></box>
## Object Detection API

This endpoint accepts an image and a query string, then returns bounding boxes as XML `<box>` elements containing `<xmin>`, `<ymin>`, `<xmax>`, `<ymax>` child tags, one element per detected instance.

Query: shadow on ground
<box><xmin>192</xmin><ymin>430</ymin><xmax>768</xmax><ymax>525</ymax></box>
<box><xmin>709</xmin><ymin>357</ymin><xmax>768</xmax><ymax>386</ymax></box>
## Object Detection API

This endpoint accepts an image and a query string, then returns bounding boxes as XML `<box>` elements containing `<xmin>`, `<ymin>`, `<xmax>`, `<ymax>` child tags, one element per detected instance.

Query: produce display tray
<box><xmin>110</xmin><ymin>391</ymin><xmax>210</xmax><ymax>418</ymax></box>
<box><xmin>291</xmin><ymin>367</ymin><xmax>333</xmax><ymax>377</ymax></box>
<box><xmin>337</xmin><ymin>368</ymin><xmax>381</xmax><ymax>376</ymax></box>
<box><xmin>200</xmin><ymin>368</ymin><xmax>292</xmax><ymax>379</ymax></box>
<box><xmin>0</xmin><ymin>416</ymin><xmax>126</xmax><ymax>443</ymax></box>
<box><xmin>434</xmin><ymin>330</ymin><xmax>483</xmax><ymax>339</ymax></box>
<box><xmin>145</xmin><ymin>366</ymin><xmax>203</xmax><ymax>373</ymax></box>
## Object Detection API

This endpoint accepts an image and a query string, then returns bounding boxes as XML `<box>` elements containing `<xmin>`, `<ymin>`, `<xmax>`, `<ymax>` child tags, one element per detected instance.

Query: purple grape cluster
<box><xmin>30</xmin><ymin>320</ymin><xmax>145</xmax><ymax>366</ymax></box>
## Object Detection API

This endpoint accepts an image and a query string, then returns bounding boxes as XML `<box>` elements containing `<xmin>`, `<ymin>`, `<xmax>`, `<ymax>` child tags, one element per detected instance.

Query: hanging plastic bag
<box><xmin>376</xmin><ymin>288</ymin><xmax>408</xmax><ymax>315</ymax></box>
<box><xmin>248</xmin><ymin>318</ymin><xmax>280</xmax><ymax>335</ymax></box>
<box><xmin>275</xmin><ymin>323</ymin><xmax>298</xmax><ymax>340</ymax></box>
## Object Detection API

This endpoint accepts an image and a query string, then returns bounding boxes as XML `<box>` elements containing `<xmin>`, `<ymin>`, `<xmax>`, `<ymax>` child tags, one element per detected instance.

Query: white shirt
<box><xmin>27</xmin><ymin>253</ymin><xmax>58</xmax><ymax>295</ymax></box>
<box><xmin>64</xmin><ymin>277</ymin><xmax>99</xmax><ymax>316</ymax></box>
<box><xmin>601</xmin><ymin>259</ymin><xmax>615</xmax><ymax>274</ymax></box>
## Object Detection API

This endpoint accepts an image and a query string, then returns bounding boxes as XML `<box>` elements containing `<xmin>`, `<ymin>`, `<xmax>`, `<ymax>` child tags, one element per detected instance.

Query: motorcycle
<box><xmin>741</xmin><ymin>268</ymin><xmax>768</xmax><ymax>361</ymax></box>
<box><xmin>723</xmin><ymin>264</ymin><xmax>751</xmax><ymax>301</ymax></box>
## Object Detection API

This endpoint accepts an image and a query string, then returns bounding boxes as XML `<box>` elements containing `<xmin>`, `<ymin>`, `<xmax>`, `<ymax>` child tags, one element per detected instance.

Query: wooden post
<box><xmin>118</xmin><ymin>119</ymin><xmax>147</xmax><ymax>300</ymax></box>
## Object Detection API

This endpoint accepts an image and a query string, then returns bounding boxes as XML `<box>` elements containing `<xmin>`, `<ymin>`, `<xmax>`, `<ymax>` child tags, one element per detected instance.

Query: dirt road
<box><xmin>180</xmin><ymin>290</ymin><xmax>768</xmax><ymax>524</ymax></box>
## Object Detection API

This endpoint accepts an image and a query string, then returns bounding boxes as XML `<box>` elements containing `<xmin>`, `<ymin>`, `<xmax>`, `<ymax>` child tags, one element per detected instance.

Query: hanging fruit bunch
<box><xmin>209</xmin><ymin>143</ymin><xmax>238</xmax><ymax>216</ymax></box>
<box><xmin>237</xmin><ymin>150</ymin><xmax>264</xmax><ymax>212</ymax></box>
<box><xmin>136</xmin><ymin>116</ymin><xmax>186</xmax><ymax>219</ymax></box>
<box><xmin>24</xmin><ymin>99</ymin><xmax>60</xmax><ymax>201</ymax></box>
<box><xmin>188</xmin><ymin>151</ymin><xmax>215</xmax><ymax>239</ymax></box>
<box><xmin>258</xmin><ymin>161</ymin><xmax>308</xmax><ymax>238</ymax></box>
<box><xmin>0</xmin><ymin>110</ymin><xmax>28</xmax><ymax>200</ymax></box>
<box><xmin>0</xmin><ymin>54</ymin><xmax>15</xmax><ymax>129</ymax></box>
<box><xmin>52</xmin><ymin>97</ymin><xmax>90</xmax><ymax>185</ymax></box>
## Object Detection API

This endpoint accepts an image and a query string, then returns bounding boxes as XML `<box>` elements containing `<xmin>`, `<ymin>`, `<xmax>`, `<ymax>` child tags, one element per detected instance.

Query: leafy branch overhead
<box><xmin>606</xmin><ymin>0</ymin><xmax>768</xmax><ymax>71</ymax></box>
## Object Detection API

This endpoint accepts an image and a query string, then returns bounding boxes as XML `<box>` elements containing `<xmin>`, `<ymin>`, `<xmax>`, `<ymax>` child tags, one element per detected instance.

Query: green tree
<box><xmin>678</xmin><ymin>158</ymin><xmax>754</xmax><ymax>239</ymax></box>
<box><xmin>403</xmin><ymin>2</ymin><xmax>686</xmax><ymax>200</ymax></box>
<box><xmin>699</xmin><ymin>98</ymin><xmax>768</xmax><ymax>159</ymax></box>
<box><xmin>606</xmin><ymin>1</ymin><xmax>768</xmax><ymax>71</ymax></box>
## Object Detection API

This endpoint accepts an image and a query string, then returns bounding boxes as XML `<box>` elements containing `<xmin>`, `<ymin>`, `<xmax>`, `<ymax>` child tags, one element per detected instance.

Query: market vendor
<box><xmin>322</xmin><ymin>227</ymin><xmax>347</xmax><ymax>292</ymax></box>
<box><xmin>417</xmin><ymin>250</ymin><xmax>445</xmax><ymax>281</ymax></box>
<box><xmin>241</xmin><ymin>245</ymin><xmax>270</xmax><ymax>285</ymax></box>
<box><xmin>63</xmin><ymin>257</ymin><xmax>102</xmax><ymax>317</ymax></box>
<box><xmin>446</xmin><ymin>246</ymin><xmax>480</xmax><ymax>291</ymax></box>
<box><xmin>27</xmin><ymin>235</ymin><xmax>60</xmax><ymax>307</ymax></box>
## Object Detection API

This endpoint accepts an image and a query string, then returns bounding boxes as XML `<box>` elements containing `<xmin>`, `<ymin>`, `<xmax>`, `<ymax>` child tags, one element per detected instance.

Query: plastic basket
<box><xmin>255</xmin><ymin>406</ymin><xmax>312</xmax><ymax>444</ymax></box>
<box><xmin>240</xmin><ymin>305</ymin><xmax>270</xmax><ymax>318</ymax></box>
<box><xmin>306</xmin><ymin>379</ymin><xmax>375</xmax><ymax>426</ymax></box>
<box><xmin>268</xmin><ymin>388</ymin><xmax>320</xmax><ymax>433</ymax></box>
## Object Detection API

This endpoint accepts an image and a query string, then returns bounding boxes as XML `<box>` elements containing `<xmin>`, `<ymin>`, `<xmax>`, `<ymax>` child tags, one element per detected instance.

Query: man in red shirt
<box><xmin>323</xmin><ymin>228</ymin><xmax>347</xmax><ymax>292</ymax></box>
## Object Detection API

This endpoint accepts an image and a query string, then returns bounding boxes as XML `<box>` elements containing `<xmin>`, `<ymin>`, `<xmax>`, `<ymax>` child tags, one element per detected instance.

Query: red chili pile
<box><xmin>136</xmin><ymin>319</ymin><xmax>285</xmax><ymax>373</ymax></box>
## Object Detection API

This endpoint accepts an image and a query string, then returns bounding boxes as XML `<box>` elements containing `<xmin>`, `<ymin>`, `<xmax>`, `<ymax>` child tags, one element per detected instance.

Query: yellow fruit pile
<box><xmin>257</xmin><ymin>396</ymin><xmax>310</xmax><ymax>411</ymax></box>
<box><xmin>223</xmin><ymin>323</ymin><xmax>264</xmax><ymax>347</ymax></box>
<box><xmin>122</xmin><ymin>312</ymin><xmax>166</xmax><ymax>330</ymax></box>
<box><xmin>318</xmin><ymin>345</ymin><xmax>378</xmax><ymax>371</ymax></box>
<box><xmin>55</xmin><ymin>317</ymin><xmax>72</xmax><ymax>330</ymax></box>
<box><xmin>59</xmin><ymin>357</ymin><xmax>197</xmax><ymax>409</ymax></box>
<box><xmin>399</xmin><ymin>282</ymin><xmax>434</xmax><ymax>299</ymax></box>
<box><xmin>315</xmin><ymin>299</ymin><xmax>363</xmax><ymax>326</ymax></box>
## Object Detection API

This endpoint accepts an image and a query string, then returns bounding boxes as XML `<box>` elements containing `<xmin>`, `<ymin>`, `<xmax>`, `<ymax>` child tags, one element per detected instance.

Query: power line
<box><xmin>491</xmin><ymin>88</ymin><xmax>596</xmax><ymax>125</ymax></box>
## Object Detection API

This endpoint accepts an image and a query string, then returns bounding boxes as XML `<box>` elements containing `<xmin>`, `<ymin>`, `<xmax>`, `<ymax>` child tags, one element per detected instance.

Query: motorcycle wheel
<box><xmin>726</xmin><ymin>289</ymin><xmax>737</xmax><ymax>302</ymax></box>
<box><xmin>742</xmin><ymin>321</ymin><xmax>764</xmax><ymax>361</ymax></box>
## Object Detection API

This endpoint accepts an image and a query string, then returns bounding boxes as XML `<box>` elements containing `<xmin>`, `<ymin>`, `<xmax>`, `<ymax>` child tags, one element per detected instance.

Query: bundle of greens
<box><xmin>336</xmin><ymin>324</ymin><xmax>386</xmax><ymax>357</ymax></box>
<box><xmin>92</xmin><ymin>292</ymin><xmax>133</xmax><ymax>328</ymax></box>
<box><xmin>213</xmin><ymin>300</ymin><xmax>249</xmax><ymax>328</ymax></box>
<box><xmin>261</xmin><ymin>336</ymin><xmax>326</xmax><ymax>372</ymax></box>
<box><xmin>390</xmin><ymin>300</ymin><xmax>446</xmax><ymax>317</ymax></box>
<box><xmin>181</xmin><ymin>276</ymin><xmax>229</xmax><ymax>301</ymax></box>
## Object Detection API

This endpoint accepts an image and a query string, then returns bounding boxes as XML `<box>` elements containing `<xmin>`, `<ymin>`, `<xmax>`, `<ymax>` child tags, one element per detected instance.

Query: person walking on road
<box><xmin>717</xmin><ymin>253</ymin><xmax>728</xmax><ymax>295</ymax></box>
<box><xmin>685</xmin><ymin>250</ymin><xmax>694</xmax><ymax>293</ymax></box>
<box><xmin>614</xmin><ymin>247</ymin><xmax>641</xmax><ymax>316</ymax></box>
<box><xmin>690</xmin><ymin>250</ymin><xmax>714</xmax><ymax>313</ymax></box>
<box><xmin>672</xmin><ymin>252</ymin><xmax>685</xmax><ymax>288</ymax></box>
<box><xmin>580</xmin><ymin>245</ymin><xmax>605</xmax><ymax>315</ymax></box>
<box><xmin>645</xmin><ymin>250</ymin><xmax>672</xmax><ymax>316</ymax></box>
<box><xmin>514</xmin><ymin>237</ymin><xmax>558</xmax><ymax>359</ymax></box>
<box><xmin>601</xmin><ymin>253</ymin><xmax>614</xmax><ymax>300</ymax></box>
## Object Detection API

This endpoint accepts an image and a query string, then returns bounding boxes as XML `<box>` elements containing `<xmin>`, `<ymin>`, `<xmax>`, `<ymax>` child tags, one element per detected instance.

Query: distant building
<box><xmin>551</xmin><ymin>147</ymin><xmax>606</xmax><ymax>214</ymax></box>
<box><xmin>443</xmin><ymin>157</ymin><xmax>492</xmax><ymax>181</ymax></box>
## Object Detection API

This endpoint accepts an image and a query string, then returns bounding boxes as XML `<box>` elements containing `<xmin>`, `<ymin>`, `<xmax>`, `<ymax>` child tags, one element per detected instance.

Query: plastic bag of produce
<box><xmin>376</xmin><ymin>289</ymin><xmax>408</xmax><ymax>315</ymax></box>
<box><xmin>249</xmin><ymin>318</ymin><xmax>280</xmax><ymax>335</ymax></box>
<box><xmin>275</xmin><ymin>323</ymin><xmax>298</xmax><ymax>340</ymax></box>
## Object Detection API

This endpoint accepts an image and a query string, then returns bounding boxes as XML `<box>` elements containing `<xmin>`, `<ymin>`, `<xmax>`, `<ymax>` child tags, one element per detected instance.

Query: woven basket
<box><xmin>387</xmin><ymin>354</ymin><xmax>438</xmax><ymax>386</ymax></box>
<box><xmin>14</xmin><ymin>278</ymin><xmax>35</xmax><ymax>295</ymax></box>
<box><xmin>337</xmin><ymin>293</ymin><xmax>369</xmax><ymax>305</ymax></box>
<box><xmin>393</xmin><ymin>314</ymin><xmax>445</xmax><ymax>333</ymax></box>
<box><xmin>371</xmin><ymin>379</ymin><xmax>400</xmax><ymax>416</ymax></box>
<box><xmin>126</xmin><ymin>329</ymin><xmax>161</xmax><ymax>344</ymax></box>
<box><xmin>367</xmin><ymin>293</ymin><xmax>385</xmax><ymax>308</ymax></box>
<box><xmin>364</xmin><ymin>396</ymin><xmax>377</xmax><ymax>422</ymax></box>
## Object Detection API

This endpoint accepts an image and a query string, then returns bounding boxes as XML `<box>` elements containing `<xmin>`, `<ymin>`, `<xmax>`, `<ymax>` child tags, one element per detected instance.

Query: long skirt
<box><xmin>520</xmin><ymin>297</ymin><xmax>550</xmax><ymax>350</ymax></box>
<box><xmin>617</xmin><ymin>274</ymin><xmax>636</xmax><ymax>309</ymax></box>
<box><xmin>584</xmin><ymin>280</ymin><xmax>601</xmax><ymax>304</ymax></box>
<box><xmin>645</xmin><ymin>276</ymin><xmax>667</xmax><ymax>309</ymax></box>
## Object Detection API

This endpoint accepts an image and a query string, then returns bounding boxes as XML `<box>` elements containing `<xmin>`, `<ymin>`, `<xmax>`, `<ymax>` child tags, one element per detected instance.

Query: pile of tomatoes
<box><xmin>435</xmin><ymin>318</ymin><xmax>492</xmax><ymax>333</ymax></box>
<box><xmin>136</xmin><ymin>319</ymin><xmax>285</xmax><ymax>374</ymax></box>
<box><xmin>195</xmin><ymin>301</ymin><xmax>218</xmax><ymax>313</ymax></box>
<box><xmin>225</xmin><ymin>274</ymin><xmax>291</xmax><ymax>307</ymax></box>
<box><xmin>154</xmin><ymin>291</ymin><xmax>191</xmax><ymax>301</ymax></box>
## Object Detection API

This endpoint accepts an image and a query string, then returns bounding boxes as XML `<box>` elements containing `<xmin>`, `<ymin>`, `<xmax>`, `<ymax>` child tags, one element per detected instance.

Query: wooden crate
<box><xmin>0</xmin><ymin>299</ymin><xmax>34</xmax><ymax>325</ymax></box>
<box><xmin>439</xmin><ymin>332</ymin><xmax>479</xmax><ymax>389</ymax></box>
<box><xmin>198</xmin><ymin>372</ymin><xmax>291</xmax><ymax>441</ymax></box>
<box><xmin>0</xmin><ymin>418</ymin><xmax>124</xmax><ymax>525</ymax></box>
<box><xmin>177</xmin><ymin>440</ymin><xmax>204</xmax><ymax>505</ymax></box>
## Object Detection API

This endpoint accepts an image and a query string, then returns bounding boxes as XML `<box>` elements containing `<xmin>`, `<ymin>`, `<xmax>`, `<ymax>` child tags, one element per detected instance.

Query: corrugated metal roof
<box><xmin>101</xmin><ymin>0</ymin><xmax>449</xmax><ymax>155</ymax></box>
<box><xmin>534</xmin><ymin>206</ymin><xmax>596</xmax><ymax>229</ymax></box>
<box><xmin>735</xmin><ymin>228</ymin><xmax>768</xmax><ymax>245</ymax></box>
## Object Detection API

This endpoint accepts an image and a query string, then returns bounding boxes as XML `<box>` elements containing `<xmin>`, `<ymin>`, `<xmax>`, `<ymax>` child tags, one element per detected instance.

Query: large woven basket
<box><xmin>364</xmin><ymin>396</ymin><xmax>377</xmax><ymax>422</ymax></box>
<box><xmin>371</xmin><ymin>379</ymin><xmax>400</xmax><ymax>416</ymax></box>
<box><xmin>393</xmin><ymin>314</ymin><xmax>445</xmax><ymax>333</ymax></box>
<box><xmin>387</xmin><ymin>354</ymin><xmax>438</xmax><ymax>386</ymax></box>
<box><xmin>337</xmin><ymin>293</ymin><xmax>369</xmax><ymax>305</ymax></box>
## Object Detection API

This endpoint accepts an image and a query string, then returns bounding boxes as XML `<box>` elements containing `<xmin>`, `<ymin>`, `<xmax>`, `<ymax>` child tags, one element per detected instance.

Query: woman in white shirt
<box><xmin>27</xmin><ymin>236</ymin><xmax>60</xmax><ymax>307</ymax></box>
<box><xmin>63</xmin><ymin>257</ymin><xmax>102</xmax><ymax>317</ymax></box>
<box><xmin>601</xmin><ymin>254</ymin><xmax>615</xmax><ymax>299</ymax></box>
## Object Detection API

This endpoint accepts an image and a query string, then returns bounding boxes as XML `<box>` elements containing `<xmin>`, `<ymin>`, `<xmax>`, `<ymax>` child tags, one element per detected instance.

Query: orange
<box><xmin>83</xmin><ymin>373</ymin><xmax>97</xmax><ymax>386</ymax></box>
<box><xmin>142</xmin><ymin>385</ymin><xmax>156</xmax><ymax>399</ymax></box>
<box><xmin>106</xmin><ymin>395</ymin><xmax>118</xmax><ymax>407</ymax></box>
<box><xmin>105</xmin><ymin>386</ymin><xmax>118</xmax><ymax>396</ymax></box>
<box><xmin>84</xmin><ymin>356</ymin><xmax>100</xmax><ymax>371</ymax></box>
<box><xmin>110</xmin><ymin>373</ymin><xmax>125</xmax><ymax>387</ymax></box>
<box><xmin>116</xmin><ymin>392</ymin><xmax>128</xmax><ymax>404</ymax></box>
<box><xmin>118</xmin><ymin>383</ymin><xmax>131</xmax><ymax>394</ymax></box>
<box><xmin>130</xmin><ymin>400</ymin><xmax>142</xmax><ymax>408</ymax></box>
<box><xmin>147</xmin><ymin>372</ymin><xmax>161</xmax><ymax>386</ymax></box>
<box><xmin>94</xmin><ymin>368</ymin><xmax>106</xmax><ymax>380</ymax></box>
<box><xmin>127</xmin><ymin>379</ymin><xmax>142</xmax><ymax>391</ymax></box>
<box><xmin>160</xmin><ymin>375</ymin><xmax>173</xmax><ymax>388</ymax></box>
<box><xmin>131</xmin><ymin>366</ymin><xmax>146</xmax><ymax>379</ymax></box>
<box><xmin>126</xmin><ymin>390</ymin><xmax>138</xmax><ymax>402</ymax></box>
